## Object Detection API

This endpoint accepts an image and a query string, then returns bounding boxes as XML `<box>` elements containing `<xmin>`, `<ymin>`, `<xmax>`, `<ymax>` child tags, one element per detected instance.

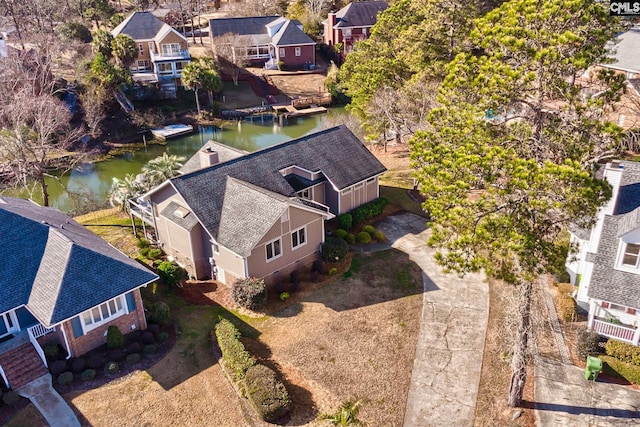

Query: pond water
<box><xmin>3</xmin><ymin>108</ymin><xmax>347</xmax><ymax>212</ymax></box>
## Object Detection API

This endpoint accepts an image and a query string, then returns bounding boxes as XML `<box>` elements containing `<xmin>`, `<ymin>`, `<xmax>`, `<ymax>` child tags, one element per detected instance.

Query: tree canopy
<box><xmin>182</xmin><ymin>56</ymin><xmax>223</xmax><ymax>115</ymax></box>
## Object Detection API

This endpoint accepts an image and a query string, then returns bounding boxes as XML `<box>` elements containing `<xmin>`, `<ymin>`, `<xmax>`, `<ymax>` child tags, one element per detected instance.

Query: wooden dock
<box><xmin>272</xmin><ymin>105</ymin><xmax>327</xmax><ymax>117</ymax></box>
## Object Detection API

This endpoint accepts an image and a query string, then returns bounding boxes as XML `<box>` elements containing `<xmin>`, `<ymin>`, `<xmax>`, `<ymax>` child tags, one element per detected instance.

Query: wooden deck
<box><xmin>272</xmin><ymin>105</ymin><xmax>327</xmax><ymax>117</ymax></box>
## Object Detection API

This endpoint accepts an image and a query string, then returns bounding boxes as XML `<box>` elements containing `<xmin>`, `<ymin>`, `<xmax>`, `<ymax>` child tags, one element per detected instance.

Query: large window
<box><xmin>292</xmin><ymin>227</ymin><xmax>306</xmax><ymax>249</ymax></box>
<box><xmin>161</xmin><ymin>43</ymin><xmax>181</xmax><ymax>56</ymax></box>
<box><xmin>157</xmin><ymin>63</ymin><xmax>173</xmax><ymax>74</ymax></box>
<box><xmin>279</xmin><ymin>47</ymin><xmax>286</xmax><ymax>57</ymax></box>
<box><xmin>622</xmin><ymin>243</ymin><xmax>640</xmax><ymax>267</ymax></box>
<box><xmin>81</xmin><ymin>296</ymin><xmax>125</xmax><ymax>332</ymax></box>
<box><xmin>266</xmin><ymin>238</ymin><xmax>282</xmax><ymax>261</ymax></box>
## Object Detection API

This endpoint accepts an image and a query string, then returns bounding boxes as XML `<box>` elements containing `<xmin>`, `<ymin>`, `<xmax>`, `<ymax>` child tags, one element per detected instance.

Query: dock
<box><xmin>272</xmin><ymin>105</ymin><xmax>327</xmax><ymax>118</ymax></box>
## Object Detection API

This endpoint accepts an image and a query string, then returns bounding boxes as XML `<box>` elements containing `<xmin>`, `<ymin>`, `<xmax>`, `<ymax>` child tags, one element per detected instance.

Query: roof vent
<box><xmin>174</xmin><ymin>207</ymin><xmax>189</xmax><ymax>219</ymax></box>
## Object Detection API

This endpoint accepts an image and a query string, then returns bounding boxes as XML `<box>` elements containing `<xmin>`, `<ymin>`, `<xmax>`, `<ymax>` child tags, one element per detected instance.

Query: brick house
<box><xmin>208</xmin><ymin>16</ymin><xmax>316</xmax><ymax>70</ymax></box>
<box><xmin>132</xmin><ymin>125</ymin><xmax>386</xmax><ymax>285</ymax></box>
<box><xmin>567</xmin><ymin>160</ymin><xmax>640</xmax><ymax>346</ymax></box>
<box><xmin>322</xmin><ymin>1</ymin><xmax>388</xmax><ymax>58</ymax></box>
<box><xmin>0</xmin><ymin>198</ymin><xmax>157</xmax><ymax>389</ymax></box>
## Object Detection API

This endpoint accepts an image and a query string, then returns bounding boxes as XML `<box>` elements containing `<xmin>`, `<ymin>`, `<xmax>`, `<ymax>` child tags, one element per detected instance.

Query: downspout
<box><xmin>61</xmin><ymin>323</ymin><xmax>73</xmax><ymax>360</ymax></box>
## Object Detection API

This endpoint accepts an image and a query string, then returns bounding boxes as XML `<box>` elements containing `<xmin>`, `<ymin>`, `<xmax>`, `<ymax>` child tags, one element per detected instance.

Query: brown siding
<box><xmin>156</xmin><ymin>31</ymin><xmax>188</xmax><ymax>53</ymax></box>
<box><xmin>63</xmin><ymin>290</ymin><xmax>147</xmax><ymax>357</ymax></box>
<box><xmin>213</xmin><ymin>245</ymin><xmax>246</xmax><ymax>286</ymax></box>
<box><xmin>279</xmin><ymin>45</ymin><xmax>315</xmax><ymax>67</ymax></box>
<box><xmin>311</xmin><ymin>182</ymin><xmax>325</xmax><ymax>205</ymax></box>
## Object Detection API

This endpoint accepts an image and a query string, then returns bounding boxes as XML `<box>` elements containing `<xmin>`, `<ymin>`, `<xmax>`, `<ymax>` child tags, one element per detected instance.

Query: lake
<box><xmin>2</xmin><ymin>108</ymin><xmax>347</xmax><ymax>212</ymax></box>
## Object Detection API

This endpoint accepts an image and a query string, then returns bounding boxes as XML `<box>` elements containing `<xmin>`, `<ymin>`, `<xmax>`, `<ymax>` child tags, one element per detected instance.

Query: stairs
<box><xmin>0</xmin><ymin>343</ymin><xmax>48</xmax><ymax>389</ymax></box>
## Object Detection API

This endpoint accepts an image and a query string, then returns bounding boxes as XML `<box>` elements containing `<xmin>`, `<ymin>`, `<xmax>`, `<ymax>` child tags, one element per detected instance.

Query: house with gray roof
<box><xmin>139</xmin><ymin>125</ymin><xmax>386</xmax><ymax>284</ymax></box>
<box><xmin>322</xmin><ymin>1</ymin><xmax>388</xmax><ymax>58</ymax></box>
<box><xmin>567</xmin><ymin>160</ymin><xmax>640</xmax><ymax>345</ymax></box>
<box><xmin>208</xmin><ymin>16</ymin><xmax>316</xmax><ymax>70</ymax></box>
<box><xmin>112</xmin><ymin>11</ymin><xmax>191</xmax><ymax>92</ymax></box>
<box><xmin>0</xmin><ymin>197</ymin><xmax>157</xmax><ymax>389</ymax></box>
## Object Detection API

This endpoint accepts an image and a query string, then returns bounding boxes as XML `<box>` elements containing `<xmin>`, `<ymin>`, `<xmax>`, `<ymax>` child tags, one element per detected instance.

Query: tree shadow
<box><xmin>526</xmin><ymin>400</ymin><xmax>640</xmax><ymax>418</ymax></box>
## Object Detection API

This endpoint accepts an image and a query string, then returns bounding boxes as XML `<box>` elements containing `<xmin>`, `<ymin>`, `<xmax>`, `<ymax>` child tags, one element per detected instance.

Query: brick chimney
<box><xmin>327</xmin><ymin>13</ymin><xmax>337</xmax><ymax>45</ymax></box>
<box><xmin>199</xmin><ymin>146</ymin><xmax>219</xmax><ymax>168</ymax></box>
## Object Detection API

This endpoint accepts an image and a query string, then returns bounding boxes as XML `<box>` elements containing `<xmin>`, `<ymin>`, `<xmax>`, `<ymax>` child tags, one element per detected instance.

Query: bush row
<box><xmin>334</xmin><ymin>226</ymin><xmax>386</xmax><ymax>245</ymax></box>
<box><xmin>351</xmin><ymin>197</ymin><xmax>388</xmax><ymax>224</ymax></box>
<box><xmin>601</xmin><ymin>355</ymin><xmax>640</xmax><ymax>385</ymax></box>
<box><xmin>605</xmin><ymin>339</ymin><xmax>640</xmax><ymax>365</ymax></box>
<box><xmin>214</xmin><ymin>319</ymin><xmax>290</xmax><ymax>422</ymax></box>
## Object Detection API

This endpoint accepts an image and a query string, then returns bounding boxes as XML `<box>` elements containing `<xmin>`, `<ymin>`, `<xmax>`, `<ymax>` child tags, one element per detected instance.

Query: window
<box><xmin>298</xmin><ymin>189</ymin><xmax>310</xmax><ymax>199</ymax></box>
<box><xmin>175</xmin><ymin>61</ymin><xmax>185</xmax><ymax>71</ymax></box>
<box><xmin>279</xmin><ymin>47</ymin><xmax>285</xmax><ymax>57</ymax></box>
<box><xmin>341</xmin><ymin>187</ymin><xmax>352</xmax><ymax>195</ymax></box>
<box><xmin>610</xmin><ymin>303</ymin><xmax>626</xmax><ymax>312</ymax></box>
<box><xmin>266</xmin><ymin>238</ymin><xmax>282</xmax><ymax>261</ymax></box>
<box><xmin>292</xmin><ymin>227</ymin><xmax>306</xmax><ymax>249</ymax></box>
<box><xmin>157</xmin><ymin>63</ymin><xmax>173</xmax><ymax>73</ymax></box>
<box><xmin>139</xmin><ymin>44</ymin><xmax>144</xmax><ymax>54</ymax></box>
<box><xmin>161</xmin><ymin>43</ymin><xmax>181</xmax><ymax>56</ymax></box>
<box><xmin>622</xmin><ymin>243</ymin><xmax>640</xmax><ymax>267</ymax></box>
<box><xmin>212</xmin><ymin>243</ymin><xmax>219</xmax><ymax>254</ymax></box>
<box><xmin>81</xmin><ymin>296</ymin><xmax>125</xmax><ymax>332</ymax></box>
<box><xmin>295</xmin><ymin>47</ymin><xmax>301</xmax><ymax>57</ymax></box>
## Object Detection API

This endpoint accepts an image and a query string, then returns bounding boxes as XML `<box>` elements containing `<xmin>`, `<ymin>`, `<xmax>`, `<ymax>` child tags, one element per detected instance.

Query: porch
<box><xmin>590</xmin><ymin>318</ymin><xmax>640</xmax><ymax>345</ymax></box>
<box><xmin>0</xmin><ymin>323</ymin><xmax>56</xmax><ymax>389</ymax></box>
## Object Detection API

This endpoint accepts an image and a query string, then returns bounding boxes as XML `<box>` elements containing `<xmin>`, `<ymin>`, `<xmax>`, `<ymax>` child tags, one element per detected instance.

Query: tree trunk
<box><xmin>38</xmin><ymin>173</ymin><xmax>49</xmax><ymax>207</ymax></box>
<box><xmin>194</xmin><ymin>87</ymin><xmax>201</xmax><ymax>116</ymax></box>
<box><xmin>508</xmin><ymin>279</ymin><xmax>533</xmax><ymax>407</ymax></box>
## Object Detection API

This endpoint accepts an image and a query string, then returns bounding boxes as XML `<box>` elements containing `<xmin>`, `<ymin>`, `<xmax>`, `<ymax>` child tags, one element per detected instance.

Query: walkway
<box><xmin>17</xmin><ymin>374</ymin><xmax>81</xmax><ymax>427</ymax></box>
<box><xmin>373</xmin><ymin>213</ymin><xmax>489</xmax><ymax>427</ymax></box>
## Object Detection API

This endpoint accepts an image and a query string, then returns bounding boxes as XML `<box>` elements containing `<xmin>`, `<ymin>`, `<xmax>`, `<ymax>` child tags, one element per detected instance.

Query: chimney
<box><xmin>327</xmin><ymin>13</ymin><xmax>337</xmax><ymax>45</ymax></box>
<box><xmin>199</xmin><ymin>146</ymin><xmax>219</xmax><ymax>168</ymax></box>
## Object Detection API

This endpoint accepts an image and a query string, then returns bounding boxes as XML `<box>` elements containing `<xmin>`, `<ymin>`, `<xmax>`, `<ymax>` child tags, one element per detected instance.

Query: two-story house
<box><xmin>111</xmin><ymin>11</ymin><xmax>191</xmax><ymax>94</ymax></box>
<box><xmin>322</xmin><ymin>1</ymin><xmax>388</xmax><ymax>57</ymax></box>
<box><xmin>567</xmin><ymin>160</ymin><xmax>640</xmax><ymax>346</ymax></box>
<box><xmin>208</xmin><ymin>16</ymin><xmax>316</xmax><ymax>70</ymax></box>
<box><xmin>133</xmin><ymin>125</ymin><xmax>386</xmax><ymax>285</ymax></box>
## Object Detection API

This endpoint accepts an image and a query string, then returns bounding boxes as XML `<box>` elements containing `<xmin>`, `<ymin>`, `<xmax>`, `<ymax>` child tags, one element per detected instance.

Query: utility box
<box><xmin>585</xmin><ymin>355</ymin><xmax>602</xmax><ymax>381</ymax></box>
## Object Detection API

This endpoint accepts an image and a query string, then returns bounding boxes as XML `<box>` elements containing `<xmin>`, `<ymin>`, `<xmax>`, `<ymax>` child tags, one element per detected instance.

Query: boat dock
<box><xmin>272</xmin><ymin>105</ymin><xmax>327</xmax><ymax>118</ymax></box>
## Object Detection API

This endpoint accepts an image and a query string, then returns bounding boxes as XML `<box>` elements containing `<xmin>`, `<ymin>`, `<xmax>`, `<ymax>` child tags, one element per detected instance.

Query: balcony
<box><xmin>150</xmin><ymin>50</ymin><xmax>190</xmax><ymax>61</ymax></box>
<box><xmin>592</xmin><ymin>318</ymin><xmax>637</xmax><ymax>344</ymax></box>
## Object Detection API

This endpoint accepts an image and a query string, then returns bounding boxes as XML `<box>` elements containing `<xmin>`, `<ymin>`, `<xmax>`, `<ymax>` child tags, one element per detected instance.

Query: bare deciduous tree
<box><xmin>211</xmin><ymin>33</ymin><xmax>252</xmax><ymax>86</ymax></box>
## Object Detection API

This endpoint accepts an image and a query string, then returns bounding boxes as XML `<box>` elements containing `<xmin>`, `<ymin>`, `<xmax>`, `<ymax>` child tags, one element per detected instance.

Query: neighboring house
<box><xmin>134</xmin><ymin>125</ymin><xmax>386</xmax><ymax>284</ymax></box>
<box><xmin>0</xmin><ymin>197</ymin><xmax>157</xmax><ymax>389</ymax></box>
<box><xmin>208</xmin><ymin>16</ymin><xmax>316</xmax><ymax>70</ymax></box>
<box><xmin>111</xmin><ymin>11</ymin><xmax>191</xmax><ymax>92</ymax></box>
<box><xmin>567</xmin><ymin>160</ymin><xmax>640</xmax><ymax>346</ymax></box>
<box><xmin>322</xmin><ymin>1</ymin><xmax>388</xmax><ymax>57</ymax></box>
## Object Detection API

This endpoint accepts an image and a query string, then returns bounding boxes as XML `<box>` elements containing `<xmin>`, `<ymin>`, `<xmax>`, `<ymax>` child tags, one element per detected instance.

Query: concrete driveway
<box><xmin>535</xmin><ymin>357</ymin><xmax>640</xmax><ymax>426</ymax></box>
<box><xmin>374</xmin><ymin>213</ymin><xmax>489</xmax><ymax>427</ymax></box>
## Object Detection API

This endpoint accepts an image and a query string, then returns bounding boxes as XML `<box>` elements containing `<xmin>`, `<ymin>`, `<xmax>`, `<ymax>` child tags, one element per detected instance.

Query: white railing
<box><xmin>592</xmin><ymin>319</ymin><xmax>636</xmax><ymax>344</ymax></box>
<box><xmin>151</xmin><ymin>50</ymin><xmax>190</xmax><ymax>61</ymax></box>
<box><xmin>28</xmin><ymin>324</ymin><xmax>56</xmax><ymax>339</ymax></box>
<box><xmin>0</xmin><ymin>364</ymin><xmax>9</xmax><ymax>388</ymax></box>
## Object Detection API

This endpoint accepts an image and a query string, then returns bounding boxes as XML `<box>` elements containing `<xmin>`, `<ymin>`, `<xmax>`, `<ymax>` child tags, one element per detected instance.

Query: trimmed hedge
<box><xmin>356</xmin><ymin>231</ymin><xmax>371</xmax><ymax>244</ymax></box>
<box><xmin>81</xmin><ymin>369</ymin><xmax>96</xmax><ymax>381</ymax></box>
<box><xmin>373</xmin><ymin>230</ymin><xmax>386</xmax><ymax>242</ymax></box>
<box><xmin>57</xmin><ymin>371</ymin><xmax>74</xmax><ymax>385</ymax></box>
<box><xmin>350</xmin><ymin>197</ymin><xmax>388</xmax><ymax>224</ymax></box>
<box><xmin>601</xmin><ymin>355</ymin><xmax>640</xmax><ymax>385</ymax></box>
<box><xmin>104</xmin><ymin>361</ymin><xmax>119</xmax><ymax>374</ymax></box>
<box><xmin>106</xmin><ymin>325</ymin><xmax>124</xmax><ymax>349</ymax></box>
<box><xmin>321</xmin><ymin>237</ymin><xmax>349</xmax><ymax>262</ymax></box>
<box><xmin>605</xmin><ymin>339</ymin><xmax>640</xmax><ymax>365</ymax></box>
<box><xmin>231</xmin><ymin>277</ymin><xmax>267</xmax><ymax>310</ymax></box>
<box><xmin>362</xmin><ymin>225</ymin><xmax>375</xmax><ymax>234</ymax></box>
<box><xmin>215</xmin><ymin>318</ymin><xmax>255</xmax><ymax>380</ymax></box>
<box><xmin>346</xmin><ymin>233</ymin><xmax>356</xmax><ymax>244</ymax></box>
<box><xmin>338</xmin><ymin>213</ymin><xmax>353</xmax><ymax>230</ymax></box>
<box><xmin>335</xmin><ymin>229</ymin><xmax>348</xmax><ymax>239</ymax></box>
<box><xmin>244</xmin><ymin>364</ymin><xmax>291</xmax><ymax>422</ymax></box>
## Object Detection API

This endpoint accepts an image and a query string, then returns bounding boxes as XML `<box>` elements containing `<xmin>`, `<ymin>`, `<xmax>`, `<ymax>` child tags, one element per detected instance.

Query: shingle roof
<box><xmin>180</xmin><ymin>141</ymin><xmax>247</xmax><ymax>174</ymax></box>
<box><xmin>111</xmin><ymin>11</ymin><xmax>168</xmax><ymax>40</ymax></box>
<box><xmin>0</xmin><ymin>197</ymin><xmax>158</xmax><ymax>325</ymax></box>
<box><xmin>160</xmin><ymin>201</ymin><xmax>199</xmax><ymax>231</ymax></box>
<box><xmin>604</xmin><ymin>26</ymin><xmax>640</xmax><ymax>74</ymax></box>
<box><xmin>167</xmin><ymin>125</ymin><xmax>386</xmax><ymax>241</ymax></box>
<box><xmin>333</xmin><ymin>1</ymin><xmax>388</xmax><ymax>28</ymax></box>
<box><xmin>613</xmin><ymin>161</ymin><xmax>640</xmax><ymax>215</ymax></box>
<box><xmin>209</xmin><ymin>16</ymin><xmax>314</xmax><ymax>46</ymax></box>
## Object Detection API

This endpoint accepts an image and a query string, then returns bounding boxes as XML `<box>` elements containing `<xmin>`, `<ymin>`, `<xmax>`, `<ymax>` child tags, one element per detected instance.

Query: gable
<box><xmin>334</xmin><ymin>1</ymin><xmax>388</xmax><ymax>28</ymax></box>
<box><xmin>112</xmin><ymin>11</ymin><xmax>169</xmax><ymax>41</ymax></box>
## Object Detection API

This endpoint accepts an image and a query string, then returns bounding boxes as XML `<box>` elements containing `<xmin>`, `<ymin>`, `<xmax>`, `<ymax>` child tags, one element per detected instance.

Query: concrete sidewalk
<box><xmin>374</xmin><ymin>213</ymin><xmax>489</xmax><ymax>427</ymax></box>
<box><xmin>17</xmin><ymin>374</ymin><xmax>81</xmax><ymax>427</ymax></box>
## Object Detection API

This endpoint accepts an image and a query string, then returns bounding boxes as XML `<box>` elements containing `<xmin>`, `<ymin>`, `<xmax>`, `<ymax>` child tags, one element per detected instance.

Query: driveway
<box><xmin>375</xmin><ymin>213</ymin><xmax>489</xmax><ymax>427</ymax></box>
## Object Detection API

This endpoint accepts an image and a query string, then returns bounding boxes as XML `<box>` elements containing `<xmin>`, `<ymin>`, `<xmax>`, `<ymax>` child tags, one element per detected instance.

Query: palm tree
<box><xmin>141</xmin><ymin>152</ymin><xmax>185</xmax><ymax>188</ymax></box>
<box><xmin>108</xmin><ymin>174</ymin><xmax>146</xmax><ymax>211</ymax></box>
<box><xmin>319</xmin><ymin>398</ymin><xmax>366</xmax><ymax>427</ymax></box>
<box><xmin>182</xmin><ymin>57</ymin><xmax>222</xmax><ymax>116</ymax></box>
<box><xmin>111</xmin><ymin>34</ymin><xmax>137</xmax><ymax>68</ymax></box>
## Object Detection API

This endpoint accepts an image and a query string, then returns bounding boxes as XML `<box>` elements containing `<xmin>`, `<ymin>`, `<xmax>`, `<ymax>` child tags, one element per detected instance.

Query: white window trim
<box><xmin>81</xmin><ymin>296</ymin><xmax>127</xmax><ymax>333</ymax></box>
<box><xmin>266</xmin><ymin>238</ymin><xmax>282</xmax><ymax>262</ymax></box>
<box><xmin>279</xmin><ymin>47</ymin><xmax>286</xmax><ymax>57</ymax></box>
<box><xmin>291</xmin><ymin>226</ymin><xmax>307</xmax><ymax>250</ymax></box>
<box><xmin>616</xmin><ymin>241</ymin><xmax>640</xmax><ymax>273</ymax></box>
<box><xmin>295</xmin><ymin>46</ymin><xmax>301</xmax><ymax>57</ymax></box>
<box><xmin>212</xmin><ymin>242</ymin><xmax>220</xmax><ymax>255</ymax></box>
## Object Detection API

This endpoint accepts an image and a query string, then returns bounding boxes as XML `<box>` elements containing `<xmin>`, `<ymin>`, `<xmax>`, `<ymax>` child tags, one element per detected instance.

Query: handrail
<box><xmin>0</xmin><ymin>364</ymin><xmax>9</xmax><ymax>388</ymax></box>
<box><xmin>592</xmin><ymin>318</ymin><xmax>636</xmax><ymax>343</ymax></box>
<box><xmin>27</xmin><ymin>327</ymin><xmax>49</xmax><ymax>368</ymax></box>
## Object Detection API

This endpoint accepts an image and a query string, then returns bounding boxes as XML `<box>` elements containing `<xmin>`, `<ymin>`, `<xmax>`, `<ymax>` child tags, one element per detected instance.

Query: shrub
<box><xmin>231</xmin><ymin>277</ymin><xmax>267</xmax><ymax>310</ymax></box>
<box><xmin>108</xmin><ymin>349</ymin><xmax>125</xmax><ymax>362</ymax></box>
<box><xmin>362</xmin><ymin>225</ymin><xmax>376</xmax><ymax>234</ymax></box>
<box><xmin>157</xmin><ymin>261</ymin><xmax>184</xmax><ymax>288</ymax></box>
<box><xmin>335</xmin><ymin>228</ymin><xmax>348</xmax><ymax>239</ymax></box>
<box><xmin>576</xmin><ymin>329</ymin><xmax>600</xmax><ymax>360</ymax></box>
<box><xmin>137</xmin><ymin>238</ymin><xmax>150</xmax><ymax>249</ymax></box>
<box><xmin>81</xmin><ymin>369</ymin><xmax>96</xmax><ymax>381</ymax></box>
<box><xmin>71</xmin><ymin>358</ymin><xmax>87</xmax><ymax>374</ymax></box>
<box><xmin>312</xmin><ymin>259</ymin><xmax>325</xmax><ymax>274</ymax></box>
<box><xmin>148</xmin><ymin>248</ymin><xmax>163</xmax><ymax>259</ymax></box>
<box><xmin>87</xmin><ymin>354</ymin><xmax>106</xmax><ymax>370</ymax></box>
<box><xmin>141</xmin><ymin>331</ymin><xmax>155</xmax><ymax>345</ymax></box>
<box><xmin>57</xmin><ymin>22</ymin><xmax>92</xmax><ymax>43</ymax></box>
<box><xmin>328</xmin><ymin>267</ymin><xmax>338</xmax><ymax>275</ymax></box>
<box><xmin>350</xmin><ymin>198</ymin><xmax>388</xmax><ymax>224</ymax></box>
<box><xmin>147</xmin><ymin>324</ymin><xmax>161</xmax><ymax>336</ymax></box>
<box><xmin>106</xmin><ymin>325</ymin><xmax>125</xmax><ymax>349</ymax></box>
<box><xmin>144</xmin><ymin>344</ymin><xmax>157</xmax><ymax>355</ymax></box>
<box><xmin>149</xmin><ymin>301</ymin><xmax>171</xmax><ymax>326</ymax></box>
<box><xmin>104</xmin><ymin>361</ymin><xmax>119</xmax><ymax>374</ymax></box>
<box><xmin>290</xmin><ymin>270</ymin><xmax>301</xmax><ymax>286</ymax></box>
<box><xmin>126</xmin><ymin>353</ymin><xmax>141</xmax><ymax>366</ymax></box>
<box><xmin>556</xmin><ymin>283</ymin><xmax>576</xmax><ymax>321</ymax></box>
<box><xmin>127</xmin><ymin>342</ymin><xmax>143</xmax><ymax>354</ymax></box>
<box><xmin>356</xmin><ymin>231</ymin><xmax>371</xmax><ymax>244</ymax></box>
<box><xmin>338</xmin><ymin>213</ymin><xmax>353</xmax><ymax>230</ymax></box>
<box><xmin>351</xmin><ymin>208</ymin><xmax>366</xmax><ymax>224</ymax></box>
<box><xmin>2</xmin><ymin>391</ymin><xmax>20</xmax><ymax>406</ymax></box>
<box><xmin>346</xmin><ymin>233</ymin><xmax>356</xmax><ymax>244</ymax></box>
<box><xmin>140</xmin><ymin>247</ymin><xmax>150</xmax><ymax>257</ymax></box>
<box><xmin>215</xmin><ymin>318</ymin><xmax>254</xmax><ymax>380</ymax></box>
<box><xmin>373</xmin><ymin>230</ymin><xmax>386</xmax><ymax>242</ymax></box>
<box><xmin>279</xmin><ymin>292</ymin><xmax>290</xmax><ymax>301</ymax></box>
<box><xmin>49</xmin><ymin>360</ymin><xmax>67</xmax><ymax>376</ymax></box>
<box><xmin>44</xmin><ymin>343</ymin><xmax>60</xmax><ymax>360</ymax></box>
<box><xmin>601</xmin><ymin>355</ymin><xmax>640</xmax><ymax>385</ymax></box>
<box><xmin>321</xmin><ymin>237</ymin><xmax>349</xmax><ymax>262</ymax></box>
<box><xmin>57</xmin><ymin>371</ymin><xmax>74</xmax><ymax>385</ymax></box>
<box><xmin>605</xmin><ymin>339</ymin><xmax>640</xmax><ymax>365</ymax></box>
<box><xmin>157</xmin><ymin>332</ymin><xmax>169</xmax><ymax>344</ymax></box>
<box><xmin>244</xmin><ymin>364</ymin><xmax>290</xmax><ymax>422</ymax></box>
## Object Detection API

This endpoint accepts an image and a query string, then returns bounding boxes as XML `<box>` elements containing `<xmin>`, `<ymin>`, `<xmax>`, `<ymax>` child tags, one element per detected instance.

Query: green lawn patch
<box><xmin>379</xmin><ymin>185</ymin><xmax>426</xmax><ymax>217</ymax></box>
